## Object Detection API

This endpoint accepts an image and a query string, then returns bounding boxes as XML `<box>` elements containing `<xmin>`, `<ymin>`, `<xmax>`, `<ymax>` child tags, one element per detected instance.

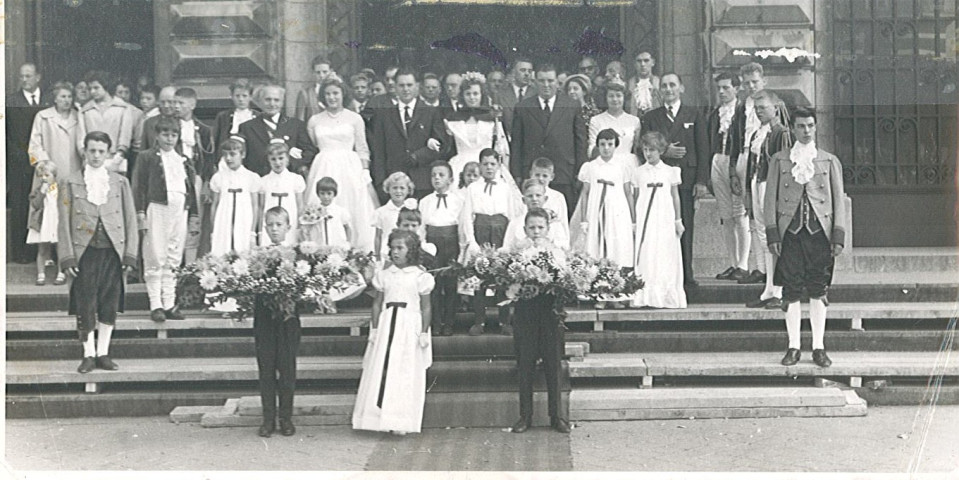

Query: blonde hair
<box><xmin>35</xmin><ymin>160</ymin><xmax>58</xmax><ymax>180</ymax></box>
<box><xmin>382</xmin><ymin>171</ymin><xmax>415</xmax><ymax>194</ymax></box>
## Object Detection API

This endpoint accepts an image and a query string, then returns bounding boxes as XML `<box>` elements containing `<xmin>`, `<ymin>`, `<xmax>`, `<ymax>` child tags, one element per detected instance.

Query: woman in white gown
<box><xmin>588</xmin><ymin>80</ymin><xmax>641</xmax><ymax>171</ymax></box>
<box><xmin>305</xmin><ymin>76</ymin><xmax>379</xmax><ymax>252</ymax></box>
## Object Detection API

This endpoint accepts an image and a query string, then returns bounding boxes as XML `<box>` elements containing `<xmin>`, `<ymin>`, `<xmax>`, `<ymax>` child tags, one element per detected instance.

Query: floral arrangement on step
<box><xmin>175</xmin><ymin>243</ymin><xmax>375</xmax><ymax>319</ymax></box>
<box><xmin>568</xmin><ymin>253</ymin><xmax>644</xmax><ymax>302</ymax></box>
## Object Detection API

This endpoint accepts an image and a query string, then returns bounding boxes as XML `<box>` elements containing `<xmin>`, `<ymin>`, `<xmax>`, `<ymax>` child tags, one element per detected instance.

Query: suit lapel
<box><xmin>389</xmin><ymin>104</ymin><xmax>407</xmax><ymax>139</ymax></box>
<box><xmin>667</xmin><ymin>106</ymin><xmax>688</xmax><ymax>139</ymax></box>
<box><xmin>530</xmin><ymin>98</ymin><xmax>548</xmax><ymax>129</ymax></box>
<box><xmin>543</xmin><ymin>97</ymin><xmax>563</xmax><ymax>138</ymax></box>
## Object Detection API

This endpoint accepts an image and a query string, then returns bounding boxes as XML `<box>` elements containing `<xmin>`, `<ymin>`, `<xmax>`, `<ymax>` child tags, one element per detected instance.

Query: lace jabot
<box><xmin>789</xmin><ymin>141</ymin><xmax>817</xmax><ymax>185</ymax></box>
<box><xmin>83</xmin><ymin>165</ymin><xmax>110</xmax><ymax>206</ymax></box>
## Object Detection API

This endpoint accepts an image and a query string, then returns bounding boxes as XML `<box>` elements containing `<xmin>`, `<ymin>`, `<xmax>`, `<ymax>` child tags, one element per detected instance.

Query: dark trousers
<box><xmin>775</xmin><ymin>229</ymin><xmax>834</xmax><ymax>304</ymax></box>
<box><xmin>427</xmin><ymin>225</ymin><xmax>460</xmax><ymax>329</ymax></box>
<box><xmin>72</xmin><ymin>246</ymin><xmax>124</xmax><ymax>334</ymax></box>
<box><xmin>552</xmin><ymin>183</ymin><xmax>577</xmax><ymax>219</ymax></box>
<box><xmin>7</xmin><ymin>157</ymin><xmax>37</xmax><ymax>262</ymax></box>
<box><xmin>678</xmin><ymin>186</ymin><xmax>695</xmax><ymax>282</ymax></box>
<box><xmin>254</xmin><ymin>308</ymin><xmax>301</xmax><ymax>421</ymax></box>
<box><xmin>513</xmin><ymin>295</ymin><xmax>565</xmax><ymax>421</ymax></box>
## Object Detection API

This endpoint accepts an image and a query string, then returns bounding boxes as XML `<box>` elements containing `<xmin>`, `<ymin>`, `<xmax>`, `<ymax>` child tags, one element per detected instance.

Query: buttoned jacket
<box><xmin>764</xmin><ymin>148</ymin><xmax>848</xmax><ymax>246</ymax></box>
<box><xmin>131</xmin><ymin>147</ymin><xmax>199</xmax><ymax>217</ymax></box>
<box><xmin>58</xmin><ymin>171</ymin><xmax>139</xmax><ymax>271</ymax></box>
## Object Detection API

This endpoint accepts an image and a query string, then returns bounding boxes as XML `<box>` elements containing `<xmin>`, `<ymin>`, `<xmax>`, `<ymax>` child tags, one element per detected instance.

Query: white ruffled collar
<box><xmin>83</xmin><ymin>165</ymin><xmax>110</xmax><ymax>206</ymax></box>
<box><xmin>789</xmin><ymin>141</ymin><xmax>818</xmax><ymax>185</ymax></box>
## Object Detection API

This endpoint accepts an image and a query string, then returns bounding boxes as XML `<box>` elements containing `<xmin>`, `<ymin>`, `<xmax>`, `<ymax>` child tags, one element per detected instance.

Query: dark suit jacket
<box><xmin>294</xmin><ymin>86</ymin><xmax>325</xmax><ymax>122</ymax></box>
<box><xmin>706</xmin><ymin>102</ymin><xmax>739</xmax><ymax>157</ymax></box>
<box><xmin>728</xmin><ymin>99</ymin><xmax>751</xmax><ymax>167</ymax></box>
<box><xmin>6</xmin><ymin>90</ymin><xmax>53</xmax><ymax>181</ymax></box>
<box><xmin>495</xmin><ymin>83</ymin><xmax>537</xmax><ymax>136</ymax></box>
<box><xmin>238</xmin><ymin>113</ymin><xmax>317</xmax><ymax>176</ymax></box>
<box><xmin>212</xmin><ymin>108</ymin><xmax>260</xmax><ymax>160</ymax></box>
<box><xmin>641</xmin><ymin>103</ymin><xmax>710</xmax><ymax>189</ymax></box>
<box><xmin>369</xmin><ymin>100</ymin><xmax>449</xmax><ymax>191</ymax></box>
<box><xmin>509</xmin><ymin>94</ymin><xmax>587</xmax><ymax>187</ymax></box>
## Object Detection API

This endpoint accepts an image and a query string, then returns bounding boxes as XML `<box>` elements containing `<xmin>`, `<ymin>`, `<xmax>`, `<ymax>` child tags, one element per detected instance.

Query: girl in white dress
<box><xmin>574</xmin><ymin>129</ymin><xmax>635</xmax><ymax>266</ymax></box>
<box><xmin>304</xmin><ymin>76</ymin><xmax>378</xmax><ymax>252</ymax></box>
<box><xmin>632</xmin><ymin>132</ymin><xmax>687</xmax><ymax>308</ymax></box>
<box><xmin>259</xmin><ymin>141</ymin><xmax>305</xmax><ymax>245</ymax></box>
<box><xmin>209</xmin><ymin>137</ymin><xmax>262</xmax><ymax>255</ymax></box>
<box><xmin>588</xmin><ymin>81</ymin><xmax>641</xmax><ymax>171</ymax></box>
<box><xmin>353</xmin><ymin>229</ymin><xmax>434</xmax><ymax>435</ymax></box>
<box><xmin>445</xmin><ymin>73</ymin><xmax>515</xmax><ymax>192</ymax></box>
<box><xmin>27</xmin><ymin>161</ymin><xmax>65</xmax><ymax>285</ymax></box>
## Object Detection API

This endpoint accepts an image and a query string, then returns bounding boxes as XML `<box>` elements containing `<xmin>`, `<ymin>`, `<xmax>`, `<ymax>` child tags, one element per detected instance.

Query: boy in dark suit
<box><xmin>641</xmin><ymin>72</ymin><xmax>709</xmax><ymax>289</ymax></box>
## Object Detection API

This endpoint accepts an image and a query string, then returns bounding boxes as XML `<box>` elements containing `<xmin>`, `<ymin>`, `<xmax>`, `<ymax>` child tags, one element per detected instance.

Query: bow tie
<box><xmin>483</xmin><ymin>180</ymin><xmax>496</xmax><ymax>195</ymax></box>
<box><xmin>436</xmin><ymin>193</ymin><xmax>448</xmax><ymax>208</ymax></box>
<box><xmin>597</xmin><ymin>179</ymin><xmax>615</xmax><ymax>186</ymax></box>
<box><xmin>647</xmin><ymin>182</ymin><xmax>663</xmax><ymax>188</ymax></box>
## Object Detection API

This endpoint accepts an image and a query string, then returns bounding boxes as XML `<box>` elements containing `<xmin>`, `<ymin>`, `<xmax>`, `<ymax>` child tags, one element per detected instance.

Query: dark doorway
<box><xmin>38</xmin><ymin>0</ymin><xmax>155</xmax><ymax>86</ymax></box>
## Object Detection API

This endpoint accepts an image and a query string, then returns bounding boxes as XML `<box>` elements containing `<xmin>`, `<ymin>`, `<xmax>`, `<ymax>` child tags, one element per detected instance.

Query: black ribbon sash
<box><xmin>377</xmin><ymin>301</ymin><xmax>408</xmax><ymax>408</ymax></box>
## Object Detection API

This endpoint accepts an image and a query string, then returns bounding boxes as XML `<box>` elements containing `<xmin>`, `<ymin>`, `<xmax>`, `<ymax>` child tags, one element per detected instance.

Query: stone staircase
<box><xmin>5</xmin><ymin>247</ymin><xmax>958</xmax><ymax>426</ymax></box>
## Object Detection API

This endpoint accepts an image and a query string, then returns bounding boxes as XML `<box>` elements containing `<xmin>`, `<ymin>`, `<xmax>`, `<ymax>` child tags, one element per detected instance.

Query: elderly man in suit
<box><xmin>369</xmin><ymin>68</ymin><xmax>449</xmax><ymax>200</ymax></box>
<box><xmin>495</xmin><ymin>57</ymin><xmax>537</xmax><ymax>135</ymax></box>
<box><xmin>765</xmin><ymin>107</ymin><xmax>847</xmax><ymax>368</ymax></box>
<box><xmin>239</xmin><ymin>84</ymin><xmax>317</xmax><ymax>176</ymax></box>
<box><xmin>140</xmin><ymin>86</ymin><xmax>178</xmax><ymax>153</ymax></box>
<box><xmin>641</xmin><ymin>72</ymin><xmax>710</xmax><ymax>289</ymax></box>
<box><xmin>294</xmin><ymin>56</ymin><xmax>332</xmax><ymax>121</ymax></box>
<box><xmin>510</xmin><ymin>63</ymin><xmax>587</xmax><ymax>215</ymax></box>
<box><xmin>6</xmin><ymin>63</ymin><xmax>53</xmax><ymax>263</ymax></box>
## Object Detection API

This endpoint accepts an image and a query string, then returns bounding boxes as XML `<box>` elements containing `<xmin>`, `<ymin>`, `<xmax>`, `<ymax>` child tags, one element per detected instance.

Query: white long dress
<box><xmin>209</xmin><ymin>166</ymin><xmax>261</xmax><ymax>256</ymax></box>
<box><xmin>576</xmin><ymin>158</ymin><xmax>635</xmax><ymax>268</ymax></box>
<box><xmin>588</xmin><ymin>111</ymin><xmax>641</xmax><ymax>171</ymax></box>
<box><xmin>353</xmin><ymin>265</ymin><xmax>435</xmax><ymax>434</ymax></box>
<box><xmin>305</xmin><ymin>109</ymin><xmax>378</xmax><ymax>252</ymax></box>
<box><xmin>446</xmin><ymin>118</ymin><xmax>497</xmax><ymax>181</ymax></box>
<box><xmin>259</xmin><ymin>169</ymin><xmax>305</xmax><ymax>245</ymax></box>
<box><xmin>26</xmin><ymin>185</ymin><xmax>59</xmax><ymax>244</ymax></box>
<box><xmin>632</xmin><ymin>161</ymin><xmax>687</xmax><ymax>308</ymax></box>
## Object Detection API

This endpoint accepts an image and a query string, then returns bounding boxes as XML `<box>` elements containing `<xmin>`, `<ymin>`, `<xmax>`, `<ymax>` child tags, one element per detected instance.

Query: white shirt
<box><xmin>397</xmin><ymin>98</ymin><xmax>418</xmax><ymax>121</ymax></box>
<box><xmin>743</xmin><ymin>96</ymin><xmax>760</xmax><ymax>150</ymax></box>
<box><xmin>503</xmin><ymin>210</ymin><xmax>569</xmax><ymax>250</ymax></box>
<box><xmin>160</xmin><ymin>149</ymin><xmax>188</xmax><ymax>196</ymax></box>
<box><xmin>664</xmin><ymin>100</ymin><xmax>681</xmax><ymax>119</ymax></box>
<box><xmin>539</xmin><ymin>95</ymin><xmax>555</xmax><ymax>112</ymax></box>
<box><xmin>420</xmin><ymin>190</ymin><xmax>464</xmax><ymax>227</ymax></box>
<box><xmin>22</xmin><ymin>89</ymin><xmax>41</xmax><ymax>106</ymax></box>
<box><xmin>230</xmin><ymin>108</ymin><xmax>255</xmax><ymax>134</ymax></box>
<box><xmin>180</xmin><ymin>119</ymin><xmax>196</xmax><ymax>158</ymax></box>
<box><xmin>514</xmin><ymin>84</ymin><xmax>527</xmax><ymax>99</ymax></box>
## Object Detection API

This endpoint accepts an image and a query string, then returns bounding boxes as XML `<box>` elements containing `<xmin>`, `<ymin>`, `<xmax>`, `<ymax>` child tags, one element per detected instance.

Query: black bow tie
<box><xmin>436</xmin><ymin>193</ymin><xmax>448</xmax><ymax>208</ymax></box>
<box><xmin>483</xmin><ymin>180</ymin><xmax>496</xmax><ymax>195</ymax></box>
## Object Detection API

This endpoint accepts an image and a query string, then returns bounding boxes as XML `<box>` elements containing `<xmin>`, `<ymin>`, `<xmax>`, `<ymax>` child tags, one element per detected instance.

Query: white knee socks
<box><xmin>785</xmin><ymin>302</ymin><xmax>802</xmax><ymax>349</ymax></box>
<box><xmin>97</xmin><ymin>323</ymin><xmax>114</xmax><ymax>356</ymax></box>
<box><xmin>81</xmin><ymin>331</ymin><xmax>96</xmax><ymax>358</ymax></box>
<box><xmin>145</xmin><ymin>267</ymin><xmax>164</xmax><ymax>311</ymax></box>
<box><xmin>734</xmin><ymin>216</ymin><xmax>750</xmax><ymax>271</ymax></box>
<box><xmin>722</xmin><ymin>220</ymin><xmax>738</xmax><ymax>268</ymax></box>
<box><xmin>810</xmin><ymin>297</ymin><xmax>827</xmax><ymax>350</ymax></box>
<box><xmin>760</xmin><ymin>253</ymin><xmax>783</xmax><ymax>301</ymax></box>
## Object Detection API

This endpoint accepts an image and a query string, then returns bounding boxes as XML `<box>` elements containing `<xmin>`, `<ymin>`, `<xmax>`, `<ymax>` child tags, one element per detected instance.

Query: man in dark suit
<box><xmin>6</xmin><ymin>63</ymin><xmax>52</xmax><ymax>263</ymax></box>
<box><xmin>369</xmin><ymin>68</ymin><xmax>449</xmax><ymax>200</ymax></box>
<box><xmin>238</xmin><ymin>84</ymin><xmax>317</xmax><ymax>176</ymax></box>
<box><xmin>293</xmin><ymin>55</ymin><xmax>331</xmax><ymax>122</ymax></box>
<box><xmin>641</xmin><ymin>72</ymin><xmax>710</xmax><ymax>288</ymax></box>
<box><xmin>439</xmin><ymin>72</ymin><xmax>462</xmax><ymax>118</ymax></box>
<box><xmin>509</xmin><ymin>63</ymin><xmax>587</xmax><ymax>215</ymax></box>
<box><xmin>495</xmin><ymin>57</ymin><xmax>537</xmax><ymax>135</ymax></box>
<box><xmin>140</xmin><ymin>86</ymin><xmax>178</xmax><ymax>153</ymax></box>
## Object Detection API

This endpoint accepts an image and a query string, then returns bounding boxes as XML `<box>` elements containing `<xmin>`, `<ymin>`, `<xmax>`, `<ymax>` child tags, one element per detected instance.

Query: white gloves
<box><xmin>418</xmin><ymin>332</ymin><xmax>430</xmax><ymax>348</ymax></box>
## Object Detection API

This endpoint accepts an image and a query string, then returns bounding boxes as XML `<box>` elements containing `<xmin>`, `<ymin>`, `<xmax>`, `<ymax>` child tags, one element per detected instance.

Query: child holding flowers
<box><xmin>254</xmin><ymin>206</ymin><xmax>302</xmax><ymax>437</ymax></box>
<box><xmin>209</xmin><ymin>136</ymin><xmax>262</xmax><ymax>255</ymax></box>
<box><xmin>299</xmin><ymin>177</ymin><xmax>351</xmax><ymax>249</ymax></box>
<box><xmin>631</xmin><ymin>132</ymin><xmax>687</xmax><ymax>309</ymax></box>
<box><xmin>353</xmin><ymin>229</ymin><xmax>434</xmax><ymax>435</ymax></box>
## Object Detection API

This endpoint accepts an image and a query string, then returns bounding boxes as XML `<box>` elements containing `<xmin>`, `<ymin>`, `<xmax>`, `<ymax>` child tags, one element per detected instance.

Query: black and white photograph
<box><xmin>3</xmin><ymin>0</ymin><xmax>958</xmax><ymax>477</ymax></box>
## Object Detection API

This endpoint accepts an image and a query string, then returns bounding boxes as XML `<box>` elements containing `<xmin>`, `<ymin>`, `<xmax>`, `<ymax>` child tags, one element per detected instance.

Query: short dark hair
<box><xmin>175</xmin><ymin>87</ymin><xmax>197</xmax><ymax>99</ymax></box>
<box><xmin>154</xmin><ymin>116</ymin><xmax>181</xmax><ymax>134</ymax></box>
<box><xmin>319</xmin><ymin>77</ymin><xmax>352</xmax><ymax>107</ymax></box>
<box><xmin>316</xmin><ymin>176</ymin><xmax>338</xmax><ymax>195</ymax></box>
<box><xmin>430</xmin><ymin>160</ymin><xmax>453</xmax><ymax>179</ymax></box>
<box><xmin>229</xmin><ymin>78</ymin><xmax>253</xmax><ymax>94</ymax></box>
<box><xmin>478</xmin><ymin>147</ymin><xmax>499</xmax><ymax>162</ymax></box>
<box><xmin>140</xmin><ymin>84</ymin><xmax>161</xmax><ymax>98</ymax></box>
<box><xmin>311</xmin><ymin>55</ymin><xmax>330</xmax><ymax>69</ymax></box>
<box><xmin>264</xmin><ymin>206</ymin><xmax>290</xmax><ymax>225</ymax></box>
<box><xmin>397</xmin><ymin>207</ymin><xmax>423</xmax><ymax>226</ymax></box>
<box><xmin>531</xmin><ymin>157</ymin><xmax>554</xmax><ymax>171</ymax></box>
<box><xmin>714</xmin><ymin>71</ymin><xmax>741</xmax><ymax>88</ymax></box>
<box><xmin>394</xmin><ymin>67</ymin><xmax>420</xmax><ymax>83</ymax></box>
<box><xmin>525</xmin><ymin>207</ymin><xmax>551</xmax><ymax>225</ymax></box>
<box><xmin>511</xmin><ymin>57</ymin><xmax>534</xmax><ymax>70</ymax></box>
<box><xmin>536</xmin><ymin>63</ymin><xmax>558</xmax><ymax>76</ymax></box>
<box><xmin>423</xmin><ymin>72</ymin><xmax>440</xmax><ymax>82</ymax></box>
<box><xmin>596</xmin><ymin>128</ymin><xmax>621</xmax><ymax>147</ymax></box>
<box><xmin>790</xmin><ymin>106</ymin><xmax>817</xmax><ymax>125</ymax></box>
<box><xmin>84</xmin><ymin>70</ymin><xmax>117</xmax><ymax>95</ymax></box>
<box><xmin>661</xmin><ymin>72</ymin><xmax>683</xmax><ymax>85</ymax></box>
<box><xmin>83</xmin><ymin>131</ymin><xmax>113</xmax><ymax>149</ymax></box>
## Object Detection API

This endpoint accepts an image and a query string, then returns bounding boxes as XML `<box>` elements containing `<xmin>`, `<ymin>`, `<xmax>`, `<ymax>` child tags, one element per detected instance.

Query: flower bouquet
<box><xmin>569</xmin><ymin>253</ymin><xmax>645</xmax><ymax>302</ymax></box>
<box><xmin>175</xmin><ymin>242</ymin><xmax>374</xmax><ymax>319</ymax></box>
<box><xmin>455</xmin><ymin>244</ymin><xmax>578</xmax><ymax>309</ymax></box>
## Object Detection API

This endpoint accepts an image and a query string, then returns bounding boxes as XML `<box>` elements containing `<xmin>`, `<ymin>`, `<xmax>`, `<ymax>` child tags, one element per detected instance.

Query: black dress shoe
<box><xmin>551</xmin><ymin>417</ymin><xmax>571</xmax><ymax>433</ymax></box>
<box><xmin>728</xmin><ymin>268</ymin><xmax>749</xmax><ymax>282</ymax></box>
<box><xmin>763</xmin><ymin>297</ymin><xmax>782</xmax><ymax>310</ymax></box>
<box><xmin>150</xmin><ymin>309</ymin><xmax>166</xmax><ymax>323</ymax></box>
<box><xmin>77</xmin><ymin>356</ymin><xmax>97</xmax><ymax>374</ymax></box>
<box><xmin>745</xmin><ymin>297</ymin><xmax>772</xmax><ymax>308</ymax></box>
<box><xmin>511</xmin><ymin>418</ymin><xmax>530</xmax><ymax>434</ymax></box>
<box><xmin>715</xmin><ymin>267</ymin><xmax>736</xmax><ymax>280</ymax></box>
<box><xmin>96</xmin><ymin>356</ymin><xmax>119</xmax><ymax>370</ymax></box>
<box><xmin>813</xmin><ymin>349</ymin><xmax>833</xmax><ymax>368</ymax></box>
<box><xmin>279</xmin><ymin>418</ymin><xmax>296</xmax><ymax>436</ymax></box>
<box><xmin>737</xmin><ymin>270</ymin><xmax>766</xmax><ymax>284</ymax></box>
<box><xmin>780</xmin><ymin>348</ymin><xmax>801</xmax><ymax>366</ymax></box>
<box><xmin>164</xmin><ymin>306</ymin><xmax>185</xmax><ymax>320</ymax></box>
<box><xmin>258</xmin><ymin>421</ymin><xmax>276</xmax><ymax>437</ymax></box>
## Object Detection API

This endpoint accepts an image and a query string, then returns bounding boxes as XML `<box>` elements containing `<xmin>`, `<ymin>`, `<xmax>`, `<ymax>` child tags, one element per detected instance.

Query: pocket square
<box><xmin>684</xmin><ymin>122</ymin><xmax>695</xmax><ymax>128</ymax></box>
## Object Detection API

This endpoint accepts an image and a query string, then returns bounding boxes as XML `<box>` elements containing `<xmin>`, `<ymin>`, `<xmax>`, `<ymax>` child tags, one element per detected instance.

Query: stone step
<box><xmin>189</xmin><ymin>391</ymin><xmax>565</xmax><ymax>429</ymax></box>
<box><xmin>6</xmin><ymin>278</ymin><xmax>957</xmax><ymax>312</ymax></box>
<box><xmin>569</xmin><ymin>351</ymin><xmax>959</xmax><ymax>385</ymax></box>
<box><xmin>569</xmin><ymin>387</ymin><xmax>867</xmax><ymax>421</ymax></box>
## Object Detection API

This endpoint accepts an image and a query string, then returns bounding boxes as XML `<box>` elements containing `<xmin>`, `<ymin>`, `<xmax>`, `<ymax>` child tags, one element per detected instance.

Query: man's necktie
<box><xmin>483</xmin><ymin>180</ymin><xmax>496</xmax><ymax>195</ymax></box>
<box><xmin>30</xmin><ymin>94</ymin><xmax>37</xmax><ymax>106</ymax></box>
<box><xmin>667</xmin><ymin>105</ymin><xmax>675</xmax><ymax>122</ymax></box>
<box><xmin>518</xmin><ymin>86</ymin><xmax>525</xmax><ymax>98</ymax></box>
<box><xmin>403</xmin><ymin>106</ymin><xmax>412</xmax><ymax>131</ymax></box>
<box><xmin>436</xmin><ymin>193</ymin><xmax>448</xmax><ymax>209</ymax></box>
<box><xmin>543</xmin><ymin>100</ymin><xmax>551</xmax><ymax>116</ymax></box>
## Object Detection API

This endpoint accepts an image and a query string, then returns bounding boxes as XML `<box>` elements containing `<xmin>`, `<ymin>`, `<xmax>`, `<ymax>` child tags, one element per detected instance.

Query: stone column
<box><xmin>280</xmin><ymin>0</ymin><xmax>328</xmax><ymax>117</ymax></box>
<box><xmin>659</xmin><ymin>0</ymin><xmax>707</xmax><ymax>106</ymax></box>
<box><xmin>5</xmin><ymin>0</ymin><xmax>31</xmax><ymax>91</ymax></box>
